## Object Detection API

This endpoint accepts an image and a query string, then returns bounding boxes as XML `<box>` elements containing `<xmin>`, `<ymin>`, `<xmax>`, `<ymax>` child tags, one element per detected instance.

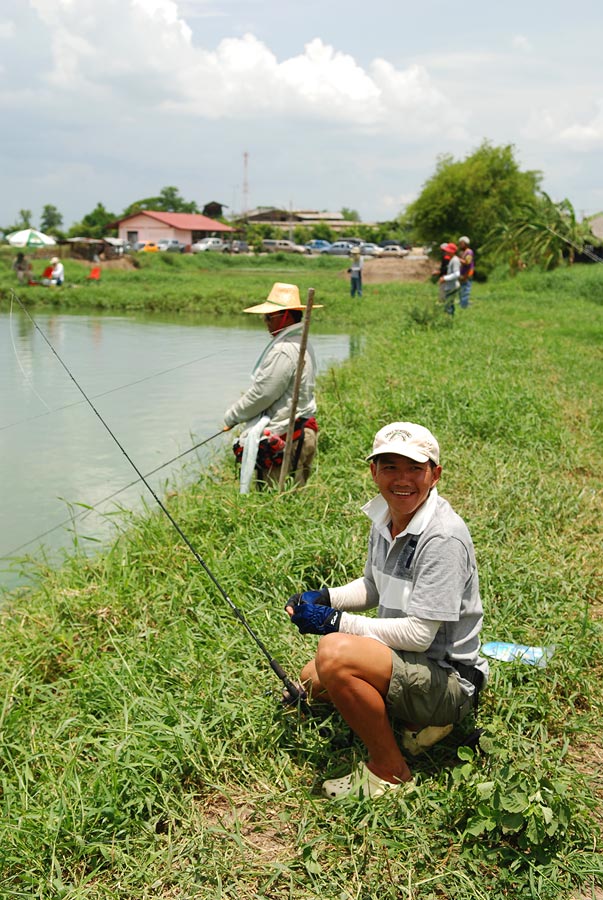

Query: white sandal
<box><xmin>322</xmin><ymin>762</ymin><xmax>415</xmax><ymax>800</ymax></box>
<box><xmin>401</xmin><ymin>723</ymin><xmax>454</xmax><ymax>756</ymax></box>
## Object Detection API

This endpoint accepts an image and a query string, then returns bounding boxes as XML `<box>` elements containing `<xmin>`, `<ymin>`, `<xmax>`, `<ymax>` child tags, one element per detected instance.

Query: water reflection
<box><xmin>1</xmin><ymin>308</ymin><xmax>357</xmax><ymax>587</ymax></box>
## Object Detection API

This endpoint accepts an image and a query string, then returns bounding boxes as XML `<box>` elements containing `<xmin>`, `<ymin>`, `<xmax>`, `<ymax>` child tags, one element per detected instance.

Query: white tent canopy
<box><xmin>6</xmin><ymin>228</ymin><xmax>57</xmax><ymax>248</ymax></box>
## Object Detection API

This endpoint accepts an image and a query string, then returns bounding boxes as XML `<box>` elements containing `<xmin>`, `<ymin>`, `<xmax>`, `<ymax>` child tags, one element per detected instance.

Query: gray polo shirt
<box><xmin>332</xmin><ymin>489</ymin><xmax>488</xmax><ymax>679</ymax></box>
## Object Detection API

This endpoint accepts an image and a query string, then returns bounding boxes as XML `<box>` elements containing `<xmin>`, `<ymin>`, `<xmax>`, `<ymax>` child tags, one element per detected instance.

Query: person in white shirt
<box><xmin>348</xmin><ymin>247</ymin><xmax>364</xmax><ymax>298</ymax></box>
<box><xmin>286</xmin><ymin>422</ymin><xmax>488</xmax><ymax>800</ymax></box>
<box><xmin>50</xmin><ymin>257</ymin><xmax>65</xmax><ymax>286</ymax></box>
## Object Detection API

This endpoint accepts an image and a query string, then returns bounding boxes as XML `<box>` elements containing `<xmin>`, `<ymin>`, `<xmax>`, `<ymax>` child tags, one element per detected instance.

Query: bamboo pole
<box><xmin>278</xmin><ymin>287</ymin><xmax>315</xmax><ymax>491</ymax></box>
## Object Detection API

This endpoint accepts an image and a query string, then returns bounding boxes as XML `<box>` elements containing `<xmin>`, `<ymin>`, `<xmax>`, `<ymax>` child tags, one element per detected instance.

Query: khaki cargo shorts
<box><xmin>386</xmin><ymin>650</ymin><xmax>469</xmax><ymax>728</ymax></box>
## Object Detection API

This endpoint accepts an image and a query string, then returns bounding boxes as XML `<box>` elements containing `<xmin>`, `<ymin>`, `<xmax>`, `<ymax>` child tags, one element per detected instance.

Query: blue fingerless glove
<box><xmin>286</xmin><ymin>588</ymin><xmax>331</xmax><ymax>610</ymax></box>
<box><xmin>289</xmin><ymin>598</ymin><xmax>342</xmax><ymax>636</ymax></box>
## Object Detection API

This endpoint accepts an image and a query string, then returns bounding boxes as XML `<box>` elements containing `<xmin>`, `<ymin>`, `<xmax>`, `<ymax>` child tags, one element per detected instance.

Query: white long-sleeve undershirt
<box><xmin>329</xmin><ymin>579</ymin><xmax>442</xmax><ymax>651</ymax></box>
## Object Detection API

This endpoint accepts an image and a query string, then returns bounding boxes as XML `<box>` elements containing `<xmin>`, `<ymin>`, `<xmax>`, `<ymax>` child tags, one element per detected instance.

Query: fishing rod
<box><xmin>544</xmin><ymin>225</ymin><xmax>603</xmax><ymax>263</ymax></box>
<box><xmin>1</xmin><ymin>345</ymin><xmax>222</xmax><ymax>433</ymax></box>
<box><xmin>1</xmin><ymin>426</ymin><xmax>227</xmax><ymax>560</ymax></box>
<box><xmin>9</xmin><ymin>290</ymin><xmax>309</xmax><ymax>713</ymax></box>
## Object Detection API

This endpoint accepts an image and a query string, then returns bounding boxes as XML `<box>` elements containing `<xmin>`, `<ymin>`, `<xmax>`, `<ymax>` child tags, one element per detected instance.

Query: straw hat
<box><xmin>50</xmin><ymin>257</ymin><xmax>59</xmax><ymax>264</ymax></box>
<box><xmin>243</xmin><ymin>282</ymin><xmax>323</xmax><ymax>314</ymax></box>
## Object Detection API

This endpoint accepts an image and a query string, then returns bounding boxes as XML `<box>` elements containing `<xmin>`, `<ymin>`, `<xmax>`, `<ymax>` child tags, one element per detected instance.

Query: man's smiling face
<box><xmin>370</xmin><ymin>453</ymin><xmax>441</xmax><ymax>531</ymax></box>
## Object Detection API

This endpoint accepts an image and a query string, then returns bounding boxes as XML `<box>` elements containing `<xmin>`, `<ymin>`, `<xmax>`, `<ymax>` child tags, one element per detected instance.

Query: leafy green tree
<box><xmin>370</xmin><ymin>218</ymin><xmax>413</xmax><ymax>246</ymax></box>
<box><xmin>404</xmin><ymin>142</ymin><xmax>542</xmax><ymax>273</ymax></box>
<box><xmin>68</xmin><ymin>202</ymin><xmax>117</xmax><ymax>239</ymax></box>
<box><xmin>4</xmin><ymin>210</ymin><xmax>34</xmax><ymax>233</ymax></box>
<box><xmin>293</xmin><ymin>225</ymin><xmax>312</xmax><ymax>245</ymax></box>
<box><xmin>340</xmin><ymin>207</ymin><xmax>360</xmax><ymax>222</ymax></box>
<box><xmin>243</xmin><ymin>222</ymin><xmax>277</xmax><ymax>251</ymax></box>
<box><xmin>310</xmin><ymin>223</ymin><xmax>335</xmax><ymax>242</ymax></box>
<box><xmin>16</xmin><ymin>209</ymin><xmax>34</xmax><ymax>229</ymax></box>
<box><xmin>40</xmin><ymin>204</ymin><xmax>63</xmax><ymax>235</ymax></box>
<box><xmin>484</xmin><ymin>192</ymin><xmax>595</xmax><ymax>272</ymax></box>
<box><xmin>122</xmin><ymin>186</ymin><xmax>199</xmax><ymax>217</ymax></box>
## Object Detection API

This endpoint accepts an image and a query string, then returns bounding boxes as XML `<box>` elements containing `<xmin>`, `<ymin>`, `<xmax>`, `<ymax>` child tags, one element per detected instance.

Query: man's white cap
<box><xmin>367</xmin><ymin>422</ymin><xmax>440</xmax><ymax>465</ymax></box>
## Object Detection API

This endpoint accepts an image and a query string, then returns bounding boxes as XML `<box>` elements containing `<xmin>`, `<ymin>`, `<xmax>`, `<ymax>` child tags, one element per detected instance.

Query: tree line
<box><xmin>5</xmin><ymin>143</ymin><xmax>601</xmax><ymax>275</ymax></box>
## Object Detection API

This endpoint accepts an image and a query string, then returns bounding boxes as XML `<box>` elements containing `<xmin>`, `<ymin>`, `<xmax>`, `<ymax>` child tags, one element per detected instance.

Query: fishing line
<box><xmin>544</xmin><ymin>225</ymin><xmax>603</xmax><ymax>263</ymax></box>
<box><xmin>8</xmin><ymin>294</ymin><xmax>52</xmax><ymax>413</ymax></box>
<box><xmin>8</xmin><ymin>290</ymin><xmax>308</xmax><ymax>712</ymax></box>
<box><xmin>1</xmin><ymin>426</ymin><xmax>226</xmax><ymax>559</ymax></box>
<box><xmin>2</xmin><ymin>329</ymin><xmax>221</xmax><ymax>432</ymax></box>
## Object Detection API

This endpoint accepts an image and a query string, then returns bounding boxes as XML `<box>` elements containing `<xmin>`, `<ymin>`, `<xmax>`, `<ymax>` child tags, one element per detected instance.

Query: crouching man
<box><xmin>285</xmin><ymin>421</ymin><xmax>488</xmax><ymax>800</ymax></box>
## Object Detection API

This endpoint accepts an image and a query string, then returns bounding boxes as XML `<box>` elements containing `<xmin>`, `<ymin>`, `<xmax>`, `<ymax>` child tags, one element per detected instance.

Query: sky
<box><xmin>1</xmin><ymin>0</ymin><xmax>602</xmax><ymax>230</ymax></box>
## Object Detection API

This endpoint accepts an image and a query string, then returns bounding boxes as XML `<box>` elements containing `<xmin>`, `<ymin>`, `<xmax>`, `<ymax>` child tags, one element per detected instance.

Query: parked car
<box><xmin>191</xmin><ymin>237</ymin><xmax>227</xmax><ymax>253</ymax></box>
<box><xmin>359</xmin><ymin>242</ymin><xmax>383</xmax><ymax>257</ymax></box>
<box><xmin>305</xmin><ymin>239</ymin><xmax>332</xmax><ymax>254</ymax></box>
<box><xmin>223</xmin><ymin>240</ymin><xmax>250</xmax><ymax>254</ymax></box>
<box><xmin>261</xmin><ymin>239</ymin><xmax>306</xmax><ymax>254</ymax></box>
<box><xmin>379</xmin><ymin>240</ymin><xmax>412</xmax><ymax>250</ymax></box>
<box><xmin>380</xmin><ymin>245</ymin><xmax>410</xmax><ymax>257</ymax></box>
<box><xmin>157</xmin><ymin>238</ymin><xmax>185</xmax><ymax>253</ymax></box>
<box><xmin>140</xmin><ymin>241</ymin><xmax>160</xmax><ymax>253</ymax></box>
<box><xmin>320</xmin><ymin>240</ymin><xmax>356</xmax><ymax>256</ymax></box>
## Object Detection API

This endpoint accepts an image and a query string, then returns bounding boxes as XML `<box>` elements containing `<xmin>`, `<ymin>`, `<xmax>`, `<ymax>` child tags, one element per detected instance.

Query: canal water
<box><xmin>1</xmin><ymin>307</ymin><xmax>353</xmax><ymax>589</ymax></box>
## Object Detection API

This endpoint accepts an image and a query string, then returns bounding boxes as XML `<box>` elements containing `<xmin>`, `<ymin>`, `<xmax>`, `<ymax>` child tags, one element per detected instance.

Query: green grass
<box><xmin>1</xmin><ymin>259</ymin><xmax>602</xmax><ymax>898</ymax></box>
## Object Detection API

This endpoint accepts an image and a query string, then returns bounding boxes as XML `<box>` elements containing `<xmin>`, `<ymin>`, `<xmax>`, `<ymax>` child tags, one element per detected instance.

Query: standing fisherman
<box><xmin>348</xmin><ymin>247</ymin><xmax>364</xmax><ymax>298</ymax></box>
<box><xmin>458</xmin><ymin>236</ymin><xmax>475</xmax><ymax>309</ymax></box>
<box><xmin>438</xmin><ymin>242</ymin><xmax>460</xmax><ymax>315</ymax></box>
<box><xmin>224</xmin><ymin>282</ymin><xmax>321</xmax><ymax>489</ymax></box>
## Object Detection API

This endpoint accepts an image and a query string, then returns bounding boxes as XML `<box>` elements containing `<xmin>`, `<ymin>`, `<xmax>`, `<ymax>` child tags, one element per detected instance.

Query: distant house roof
<box><xmin>202</xmin><ymin>200</ymin><xmax>228</xmax><ymax>216</ymax></box>
<box><xmin>243</xmin><ymin>207</ymin><xmax>348</xmax><ymax>224</ymax></box>
<box><xmin>240</xmin><ymin>206</ymin><xmax>362</xmax><ymax>231</ymax></box>
<box><xmin>295</xmin><ymin>210</ymin><xmax>345</xmax><ymax>222</ymax></box>
<box><xmin>115</xmin><ymin>210</ymin><xmax>233</xmax><ymax>232</ymax></box>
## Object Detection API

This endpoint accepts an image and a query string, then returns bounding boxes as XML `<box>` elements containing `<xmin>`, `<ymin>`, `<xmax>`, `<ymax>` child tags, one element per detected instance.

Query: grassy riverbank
<box><xmin>1</xmin><ymin>263</ymin><xmax>602</xmax><ymax>899</ymax></box>
<box><xmin>0</xmin><ymin>248</ymin><xmax>428</xmax><ymax>326</ymax></box>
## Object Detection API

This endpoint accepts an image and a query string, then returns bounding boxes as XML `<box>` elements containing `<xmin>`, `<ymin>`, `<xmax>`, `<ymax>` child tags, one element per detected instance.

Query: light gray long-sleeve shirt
<box><xmin>442</xmin><ymin>255</ymin><xmax>461</xmax><ymax>291</ymax></box>
<box><xmin>224</xmin><ymin>322</ymin><xmax>317</xmax><ymax>435</ymax></box>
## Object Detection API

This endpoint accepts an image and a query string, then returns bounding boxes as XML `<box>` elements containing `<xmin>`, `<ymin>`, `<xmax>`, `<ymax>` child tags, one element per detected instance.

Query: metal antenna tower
<box><xmin>242</xmin><ymin>151</ymin><xmax>249</xmax><ymax>215</ymax></box>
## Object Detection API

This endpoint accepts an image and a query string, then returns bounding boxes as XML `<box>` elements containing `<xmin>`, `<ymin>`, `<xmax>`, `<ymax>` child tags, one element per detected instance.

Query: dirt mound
<box><xmin>95</xmin><ymin>257</ymin><xmax>138</xmax><ymax>270</ymax></box>
<box><xmin>362</xmin><ymin>251</ymin><xmax>434</xmax><ymax>284</ymax></box>
<box><xmin>70</xmin><ymin>256</ymin><xmax>137</xmax><ymax>270</ymax></box>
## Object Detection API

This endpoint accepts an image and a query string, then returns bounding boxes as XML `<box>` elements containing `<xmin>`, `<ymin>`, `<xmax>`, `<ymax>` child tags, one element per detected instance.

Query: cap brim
<box><xmin>366</xmin><ymin>444</ymin><xmax>431</xmax><ymax>463</ymax></box>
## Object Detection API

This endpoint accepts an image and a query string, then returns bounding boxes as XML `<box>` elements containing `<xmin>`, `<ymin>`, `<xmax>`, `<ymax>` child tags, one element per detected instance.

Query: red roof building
<box><xmin>115</xmin><ymin>210</ymin><xmax>234</xmax><ymax>247</ymax></box>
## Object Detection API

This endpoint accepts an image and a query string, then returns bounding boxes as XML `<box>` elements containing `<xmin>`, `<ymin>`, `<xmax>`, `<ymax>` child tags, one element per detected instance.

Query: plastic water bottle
<box><xmin>481</xmin><ymin>641</ymin><xmax>555</xmax><ymax>668</ymax></box>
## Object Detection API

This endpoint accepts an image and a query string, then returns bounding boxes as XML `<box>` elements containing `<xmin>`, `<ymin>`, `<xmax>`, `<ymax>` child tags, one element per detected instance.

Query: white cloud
<box><xmin>521</xmin><ymin>100</ymin><xmax>603</xmax><ymax>150</ymax></box>
<box><xmin>379</xmin><ymin>191</ymin><xmax>417</xmax><ymax>212</ymax></box>
<box><xmin>4</xmin><ymin>0</ymin><xmax>601</xmax><ymax>227</ymax></box>
<box><xmin>512</xmin><ymin>34</ymin><xmax>533</xmax><ymax>52</ymax></box>
<box><xmin>558</xmin><ymin>101</ymin><xmax>603</xmax><ymax>148</ymax></box>
<box><xmin>520</xmin><ymin>109</ymin><xmax>557</xmax><ymax>140</ymax></box>
<box><xmin>18</xmin><ymin>1</ymin><xmax>462</xmax><ymax>138</ymax></box>
<box><xmin>0</xmin><ymin>21</ymin><xmax>17</xmax><ymax>38</ymax></box>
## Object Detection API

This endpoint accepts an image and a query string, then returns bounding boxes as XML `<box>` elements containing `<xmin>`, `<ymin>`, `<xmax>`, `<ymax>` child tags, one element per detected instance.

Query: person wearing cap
<box><xmin>285</xmin><ymin>422</ymin><xmax>488</xmax><ymax>800</ymax></box>
<box><xmin>12</xmin><ymin>252</ymin><xmax>32</xmax><ymax>285</ymax></box>
<box><xmin>50</xmin><ymin>256</ymin><xmax>64</xmax><ymax>286</ymax></box>
<box><xmin>438</xmin><ymin>243</ymin><xmax>460</xmax><ymax>315</ymax></box>
<box><xmin>348</xmin><ymin>247</ymin><xmax>364</xmax><ymax>298</ymax></box>
<box><xmin>458</xmin><ymin>236</ymin><xmax>475</xmax><ymax>309</ymax></box>
<box><xmin>223</xmin><ymin>282</ymin><xmax>321</xmax><ymax>487</ymax></box>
